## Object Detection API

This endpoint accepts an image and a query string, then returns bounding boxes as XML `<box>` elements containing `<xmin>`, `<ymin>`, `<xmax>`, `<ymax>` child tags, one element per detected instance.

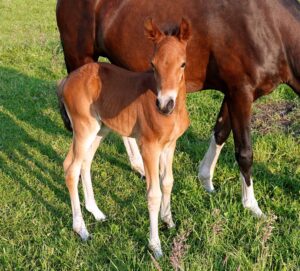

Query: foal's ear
<box><xmin>178</xmin><ymin>18</ymin><xmax>191</xmax><ymax>42</ymax></box>
<box><xmin>144</xmin><ymin>17</ymin><xmax>163</xmax><ymax>42</ymax></box>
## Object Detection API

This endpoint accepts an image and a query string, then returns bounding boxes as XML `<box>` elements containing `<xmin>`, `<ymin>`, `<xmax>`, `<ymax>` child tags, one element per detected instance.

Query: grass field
<box><xmin>0</xmin><ymin>1</ymin><xmax>299</xmax><ymax>270</ymax></box>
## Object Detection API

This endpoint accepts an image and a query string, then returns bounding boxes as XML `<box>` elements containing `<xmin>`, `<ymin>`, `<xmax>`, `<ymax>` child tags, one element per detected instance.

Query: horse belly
<box><xmin>100</xmin><ymin>112</ymin><xmax>137</xmax><ymax>138</ymax></box>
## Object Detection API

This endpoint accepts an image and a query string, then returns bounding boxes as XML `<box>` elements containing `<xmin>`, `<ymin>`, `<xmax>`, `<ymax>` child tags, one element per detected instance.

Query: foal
<box><xmin>57</xmin><ymin>18</ymin><xmax>190</xmax><ymax>258</ymax></box>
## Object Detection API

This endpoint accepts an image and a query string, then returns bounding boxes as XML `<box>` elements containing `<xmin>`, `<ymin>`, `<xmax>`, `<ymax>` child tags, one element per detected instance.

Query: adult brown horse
<box><xmin>56</xmin><ymin>0</ymin><xmax>300</xmax><ymax>217</ymax></box>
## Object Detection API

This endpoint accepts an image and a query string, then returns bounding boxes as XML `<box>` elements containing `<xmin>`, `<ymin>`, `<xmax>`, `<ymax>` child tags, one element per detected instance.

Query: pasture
<box><xmin>0</xmin><ymin>0</ymin><xmax>299</xmax><ymax>270</ymax></box>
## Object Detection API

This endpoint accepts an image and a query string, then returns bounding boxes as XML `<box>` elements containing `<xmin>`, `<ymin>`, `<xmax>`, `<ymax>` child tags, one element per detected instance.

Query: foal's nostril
<box><xmin>166</xmin><ymin>99</ymin><xmax>175</xmax><ymax>112</ymax></box>
<box><xmin>156</xmin><ymin>98</ymin><xmax>161</xmax><ymax>109</ymax></box>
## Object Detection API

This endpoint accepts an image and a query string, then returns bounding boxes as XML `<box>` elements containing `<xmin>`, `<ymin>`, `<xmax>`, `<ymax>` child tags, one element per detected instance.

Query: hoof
<box><xmin>93</xmin><ymin>211</ymin><xmax>107</xmax><ymax>222</ymax></box>
<box><xmin>204</xmin><ymin>185</ymin><xmax>215</xmax><ymax>193</ymax></box>
<box><xmin>162</xmin><ymin>217</ymin><xmax>175</xmax><ymax>229</ymax></box>
<box><xmin>198</xmin><ymin>174</ymin><xmax>215</xmax><ymax>193</ymax></box>
<box><xmin>149</xmin><ymin>241</ymin><xmax>163</xmax><ymax>259</ymax></box>
<box><xmin>198</xmin><ymin>167</ymin><xmax>215</xmax><ymax>193</ymax></box>
<box><xmin>140</xmin><ymin>174</ymin><xmax>146</xmax><ymax>181</ymax></box>
<box><xmin>247</xmin><ymin>205</ymin><xmax>265</xmax><ymax>219</ymax></box>
<box><xmin>75</xmin><ymin>227</ymin><xmax>90</xmax><ymax>241</ymax></box>
<box><xmin>131</xmin><ymin>161</ymin><xmax>145</xmax><ymax>177</ymax></box>
<box><xmin>95</xmin><ymin>213</ymin><xmax>107</xmax><ymax>222</ymax></box>
<box><xmin>86</xmin><ymin>205</ymin><xmax>106</xmax><ymax>221</ymax></box>
<box><xmin>167</xmin><ymin>220</ymin><xmax>176</xmax><ymax>229</ymax></box>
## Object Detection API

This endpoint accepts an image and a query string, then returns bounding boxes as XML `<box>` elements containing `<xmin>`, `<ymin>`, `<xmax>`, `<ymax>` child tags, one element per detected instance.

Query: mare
<box><xmin>57</xmin><ymin>19</ymin><xmax>190</xmax><ymax>258</ymax></box>
<box><xmin>56</xmin><ymin>0</ymin><xmax>300</xmax><ymax>217</ymax></box>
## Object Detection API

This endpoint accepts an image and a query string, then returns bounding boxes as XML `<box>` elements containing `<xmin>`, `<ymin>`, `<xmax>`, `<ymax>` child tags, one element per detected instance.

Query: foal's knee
<box><xmin>65</xmin><ymin>164</ymin><xmax>80</xmax><ymax>190</ymax></box>
<box><xmin>161</xmin><ymin>178</ymin><xmax>173</xmax><ymax>194</ymax></box>
<box><xmin>147</xmin><ymin>189</ymin><xmax>162</xmax><ymax>210</ymax></box>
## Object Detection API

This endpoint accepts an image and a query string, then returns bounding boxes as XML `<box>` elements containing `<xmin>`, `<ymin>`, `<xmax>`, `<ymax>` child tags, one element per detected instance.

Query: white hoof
<box><xmin>86</xmin><ymin>204</ymin><xmax>106</xmax><ymax>221</ymax></box>
<box><xmin>131</xmin><ymin>160</ymin><xmax>145</xmax><ymax>177</ymax></box>
<box><xmin>243</xmin><ymin>200</ymin><xmax>265</xmax><ymax>218</ymax></box>
<box><xmin>247</xmin><ymin>205</ymin><xmax>265</xmax><ymax>218</ymax></box>
<box><xmin>93</xmin><ymin>210</ymin><xmax>107</xmax><ymax>221</ymax></box>
<box><xmin>73</xmin><ymin>223</ymin><xmax>90</xmax><ymax>241</ymax></box>
<box><xmin>149</xmin><ymin>240</ymin><xmax>163</xmax><ymax>259</ymax></box>
<box><xmin>198</xmin><ymin>170</ymin><xmax>215</xmax><ymax>193</ymax></box>
<box><xmin>78</xmin><ymin>228</ymin><xmax>90</xmax><ymax>241</ymax></box>
<box><xmin>162</xmin><ymin>216</ymin><xmax>175</xmax><ymax>229</ymax></box>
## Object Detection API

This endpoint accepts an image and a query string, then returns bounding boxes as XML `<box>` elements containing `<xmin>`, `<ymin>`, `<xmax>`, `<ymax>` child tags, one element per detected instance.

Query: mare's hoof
<box><xmin>245</xmin><ymin>204</ymin><xmax>265</xmax><ymax>219</ymax></box>
<box><xmin>198</xmin><ymin>170</ymin><xmax>215</xmax><ymax>193</ymax></box>
<box><xmin>204</xmin><ymin>185</ymin><xmax>215</xmax><ymax>193</ymax></box>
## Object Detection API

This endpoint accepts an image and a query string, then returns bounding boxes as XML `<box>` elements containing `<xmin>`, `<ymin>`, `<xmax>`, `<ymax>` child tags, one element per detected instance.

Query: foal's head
<box><xmin>144</xmin><ymin>18</ymin><xmax>191</xmax><ymax>115</ymax></box>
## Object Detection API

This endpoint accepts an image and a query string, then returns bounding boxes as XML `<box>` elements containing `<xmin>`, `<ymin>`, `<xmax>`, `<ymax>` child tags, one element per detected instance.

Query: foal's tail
<box><xmin>57</xmin><ymin>78</ymin><xmax>73</xmax><ymax>132</ymax></box>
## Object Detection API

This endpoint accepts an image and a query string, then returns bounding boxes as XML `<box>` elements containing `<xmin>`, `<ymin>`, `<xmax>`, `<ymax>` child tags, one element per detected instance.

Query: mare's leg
<box><xmin>65</xmin><ymin>123</ymin><xmax>100</xmax><ymax>240</ymax></box>
<box><xmin>198</xmin><ymin>99</ymin><xmax>231</xmax><ymax>192</ymax></box>
<box><xmin>140</xmin><ymin>142</ymin><xmax>162</xmax><ymax>259</ymax></box>
<box><xmin>227</xmin><ymin>92</ymin><xmax>264</xmax><ymax>217</ymax></box>
<box><xmin>123</xmin><ymin>137</ymin><xmax>145</xmax><ymax>176</ymax></box>
<box><xmin>81</xmin><ymin>129</ymin><xmax>109</xmax><ymax>221</ymax></box>
<box><xmin>160</xmin><ymin>141</ymin><xmax>176</xmax><ymax>229</ymax></box>
<box><xmin>56</xmin><ymin>0</ymin><xmax>98</xmax><ymax>72</ymax></box>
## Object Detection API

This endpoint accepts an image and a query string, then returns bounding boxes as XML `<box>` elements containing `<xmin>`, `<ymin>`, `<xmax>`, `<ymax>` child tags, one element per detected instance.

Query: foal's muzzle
<box><xmin>156</xmin><ymin>97</ymin><xmax>175</xmax><ymax>115</ymax></box>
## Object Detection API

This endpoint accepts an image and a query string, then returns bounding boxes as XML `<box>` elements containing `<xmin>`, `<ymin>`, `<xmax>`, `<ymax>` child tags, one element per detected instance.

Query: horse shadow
<box><xmin>0</xmin><ymin>66</ymin><xmax>69</xmax><ymax>219</ymax></box>
<box><xmin>0</xmin><ymin>66</ymin><xmax>138</xmax><ymax>220</ymax></box>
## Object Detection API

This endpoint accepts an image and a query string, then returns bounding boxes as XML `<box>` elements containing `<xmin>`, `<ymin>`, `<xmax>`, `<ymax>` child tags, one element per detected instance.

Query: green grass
<box><xmin>0</xmin><ymin>1</ymin><xmax>299</xmax><ymax>270</ymax></box>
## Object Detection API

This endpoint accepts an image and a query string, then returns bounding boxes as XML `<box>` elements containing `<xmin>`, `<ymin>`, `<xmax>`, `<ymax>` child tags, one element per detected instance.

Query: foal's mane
<box><xmin>279</xmin><ymin>0</ymin><xmax>300</xmax><ymax>21</ymax></box>
<box><xmin>163</xmin><ymin>25</ymin><xmax>180</xmax><ymax>37</ymax></box>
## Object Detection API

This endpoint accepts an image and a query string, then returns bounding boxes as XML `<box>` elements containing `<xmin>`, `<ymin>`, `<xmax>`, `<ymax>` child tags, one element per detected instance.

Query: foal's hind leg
<box><xmin>65</xmin><ymin>125</ymin><xmax>100</xmax><ymax>240</ymax></box>
<box><xmin>198</xmin><ymin>99</ymin><xmax>231</xmax><ymax>192</ymax></box>
<box><xmin>81</xmin><ymin>131</ymin><xmax>108</xmax><ymax>221</ymax></box>
<box><xmin>160</xmin><ymin>141</ymin><xmax>176</xmax><ymax>229</ymax></box>
<box><xmin>123</xmin><ymin>137</ymin><xmax>145</xmax><ymax>176</ymax></box>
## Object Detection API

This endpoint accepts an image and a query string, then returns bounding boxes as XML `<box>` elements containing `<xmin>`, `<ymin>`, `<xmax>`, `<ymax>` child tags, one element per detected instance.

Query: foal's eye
<box><xmin>181</xmin><ymin>62</ymin><xmax>186</xmax><ymax>68</ymax></box>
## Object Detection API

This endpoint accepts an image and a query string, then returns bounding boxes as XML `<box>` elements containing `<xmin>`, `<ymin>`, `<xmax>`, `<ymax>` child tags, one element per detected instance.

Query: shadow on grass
<box><xmin>0</xmin><ymin>67</ymin><xmax>70</xmax><ymax>219</ymax></box>
<box><xmin>0</xmin><ymin>66</ymin><xmax>141</xmax><ymax>220</ymax></box>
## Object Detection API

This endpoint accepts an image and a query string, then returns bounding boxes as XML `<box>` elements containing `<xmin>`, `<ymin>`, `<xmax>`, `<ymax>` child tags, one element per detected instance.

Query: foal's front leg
<box><xmin>160</xmin><ymin>141</ymin><xmax>176</xmax><ymax>228</ymax></box>
<box><xmin>227</xmin><ymin>93</ymin><xmax>264</xmax><ymax>217</ymax></box>
<box><xmin>123</xmin><ymin>137</ymin><xmax>145</xmax><ymax>176</ymax></box>
<box><xmin>141</xmin><ymin>142</ymin><xmax>162</xmax><ymax>259</ymax></box>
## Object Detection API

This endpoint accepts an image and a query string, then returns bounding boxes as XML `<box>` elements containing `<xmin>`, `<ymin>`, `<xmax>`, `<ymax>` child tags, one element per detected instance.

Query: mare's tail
<box><xmin>57</xmin><ymin>78</ymin><xmax>73</xmax><ymax>132</ymax></box>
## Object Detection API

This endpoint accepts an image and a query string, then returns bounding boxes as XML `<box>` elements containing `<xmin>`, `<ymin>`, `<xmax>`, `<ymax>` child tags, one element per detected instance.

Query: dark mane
<box><xmin>163</xmin><ymin>25</ymin><xmax>180</xmax><ymax>37</ymax></box>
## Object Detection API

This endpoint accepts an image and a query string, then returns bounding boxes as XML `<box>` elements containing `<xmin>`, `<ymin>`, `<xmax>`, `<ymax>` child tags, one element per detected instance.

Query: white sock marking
<box><xmin>123</xmin><ymin>137</ymin><xmax>145</xmax><ymax>176</ymax></box>
<box><xmin>241</xmin><ymin>174</ymin><xmax>264</xmax><ymax>217</ymax></box>
<box><xmin>198</xmin><ymin>135</ymin><xmax>224</xmax><ymax>192</ymax></box>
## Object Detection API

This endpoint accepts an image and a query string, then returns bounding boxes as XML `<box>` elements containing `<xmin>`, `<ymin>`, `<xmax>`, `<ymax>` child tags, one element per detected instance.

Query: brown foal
<box><xmin>57</xmin><ymin>18</ymin><xmax>190</xmax><ymax>258</ymax></box>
